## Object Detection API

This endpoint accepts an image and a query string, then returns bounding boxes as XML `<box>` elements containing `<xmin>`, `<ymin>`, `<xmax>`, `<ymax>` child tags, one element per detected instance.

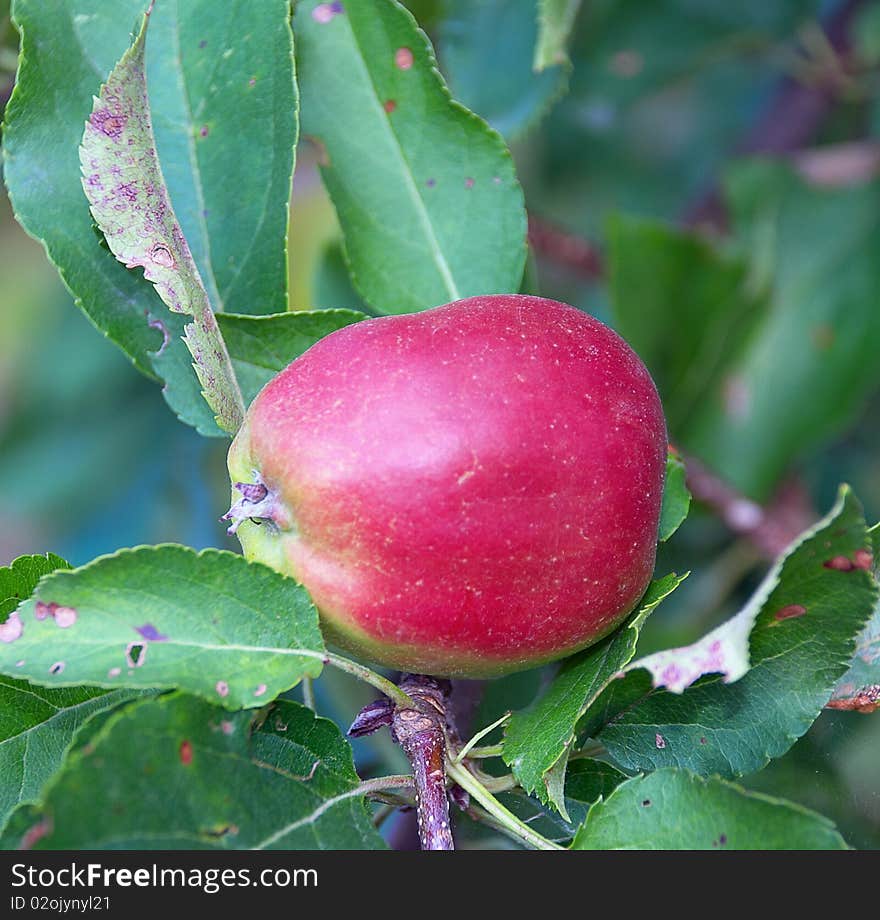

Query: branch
<box><xmin>349</xmin><ymin>674</ymin><xmax>456</xmax><ymax>851</ymax></box>
<box><xmin>527</xmin><ymin>214</ymin><xmax>604</xmax><ymax>281</ymax></box>
<box><xmin>681</xmin><ymin>453</ymin><xmax>816</xmax><ymax>560</ymax></box>
<box><xmin>390</xmin><ymin>675</ymin><xmax>455</xmax><ymax>851</ymax></box>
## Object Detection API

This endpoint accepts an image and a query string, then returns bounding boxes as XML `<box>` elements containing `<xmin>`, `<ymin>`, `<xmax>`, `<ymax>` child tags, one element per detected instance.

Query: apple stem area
<box><xmin>347</xmin><ymin>672</ymin><xmax>563</xmax><ymax>851</ymax></box>
<box><xmin>351</xmin><ymin>674</ymin><xmax>455</xmax><ymax>850</ymax></box>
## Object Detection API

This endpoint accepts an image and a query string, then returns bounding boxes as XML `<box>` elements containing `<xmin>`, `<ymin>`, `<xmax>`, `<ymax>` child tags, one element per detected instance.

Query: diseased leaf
<box><xmin>572</xmin><ymin>769</ymin><xmax>848</xmax><ymax>850</ymax></box>
<box><xmin>0</xmin><ymin>551</ymin><xmax>138</xmax><ymax>832</ymax></box>
<box><xmin>79</xmin><ymin>8</ymin><xmax>244</xmax><ymax>433</ymax></box>
<box><xmin>295</xmin><ymin>0</ymin><xmax>526</xmax><ymax>314</ymax></box>
<box><xmin>503</xmin><ymin>573</ymin><xmax>686</xmax><ymax>809</ymax></box>
<box><xmin>658</xmin><ymin>449</ymin><xmax>690</xmax><ymax>542</ymax></box>
<box><xmin>686</xmin><ymin>161</ymin><xmax>880</xmax><ymax>499</ymax></box>
<box><xmin>534</xmin><ymin>0</ymin><xmax>582</xmax><ymax>70</ymax></box>
<box><xmin>217</xmin><ymin>309</ymin><xmax>366</xmax><ymax>408</ymax></box>
<box><xmin>438</xmin><ymin>0</ymin><xmax>569</xmax><ymax>140</ymax></box>
<box><xmin>585</xmin><ymin>487</ymin><xmax>878</xmax><ymax>776</ymax></box>
<box><xmin>609</xmin><ymin>214</ymin><xmax>766</xmax><ymax>435</ymax></box>
<box><xmin>3</xmin><ymin>0</ymin><xmax>297</xmax><ymax>436</ymax></box>
<box><xmin>829</xmin><ymin>523</ymin><xmax>880</xmax><ymax>713</ymax></box>
<box><xmin>11</xmin><ymin>695</ymin><xmax>385</xmax><ymax>849</ymax></box>
<box><xmin>0</xmin><ymin>545</ymin><xmax>325</xmax><ymax>710</ymax></box>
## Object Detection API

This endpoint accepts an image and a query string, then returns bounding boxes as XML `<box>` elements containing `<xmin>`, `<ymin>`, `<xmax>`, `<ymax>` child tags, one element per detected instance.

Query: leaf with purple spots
<box><xmin>0</xmin><ymin>545</ymin><xmax>325</xmax><ymax>711</ymax></box>
<box><xmin>5</xmin><ymin>1</ymin><xmax>298</xmax><ymax>439</ymax></box>
<box><xmin>572</xmin><ymin>769</ymin><xmax>848</xmax><ymax>850</ymax></box>
<box><xmin>79</xmin><ymin>8</ymin><xmax>244</xmax><ymax>434</ymax></box>
<box><xmin>583</xmin><ymin>486</ymin><xmax>877</xmax><ymax>777</ymax></box>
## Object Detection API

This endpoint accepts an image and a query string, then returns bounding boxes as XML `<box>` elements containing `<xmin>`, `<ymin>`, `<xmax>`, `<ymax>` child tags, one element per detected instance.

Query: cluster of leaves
<box><xmin>0</xmin><ymin>0</ymin><xmax>879</xmax><ymax>850</ymax></box>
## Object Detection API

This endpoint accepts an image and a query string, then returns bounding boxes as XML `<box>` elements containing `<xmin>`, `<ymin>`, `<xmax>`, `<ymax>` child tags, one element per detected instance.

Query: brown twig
<box><xmin>350</xmin><ymin>674</ymin><xmax>457</xmax><ymax>850</ymax></box>
<box><xmin>390</xmin><ymin>675</ymin><xmax>455</xmax><ymax>851</ymax></box>
<box><xmin>527</xmin><ymin>214</ymin><xmax>604</xmax><ymax>281</ymax></box>
<box><xmin>681</xmin><ymin>452</ymin><xmax>816</xmax><ymax>559</ymax></box>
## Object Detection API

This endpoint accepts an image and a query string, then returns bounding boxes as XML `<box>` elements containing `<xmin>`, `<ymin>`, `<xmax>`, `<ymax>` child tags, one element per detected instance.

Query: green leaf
<box><xmin>438</xmin><ymin>0</ymin><xmax>569</xmax><ymax>140</ymax></box>
<box><xmin>80</xmin><ymin>8</ymin><xmax>244</xmax><ymax>433</ymax></box>
<box><xmin>294</xmin><ymin>0</ymin><xmax>527</xmax><ymax>314</ymax></box>
<box><xmin>503</xmin><ymin>572</ymin><xmax>687</xmax><ymax>808</ymax></box>
<box><xmin>0</xmin><ymin>679</ymin><xmax>136</xmax><ymax>833</ymax></box>
<box><xmin>534</xmin><ymin>0</ymin><xmax>582</xmax><ymax>70</ymax></box>
<box><xmin>3</xmin><ymin>0</ymin><xmax>297</xmax><ymax>435</ymax></box>
<box><xmin>588</xmin><ymin>487</ymin><xmax>878</xmax><ymax>776</ymax></box>
<box><xmin>0</xmin><ymin>546</ymin><xmax>325</xmax><ymax>710</ymax></box>
<box><xmin>658</xmin><ymin>450</ymin><xmax>690</xmax><ymax>542</ymax></box>
<box><xmin>0</xmin><ymin>553</ymin><xmax>70</xmax><ymax>619</ymax></box>
<box><xmin>216</xmin><ymin>309</ymin><xmax>366</xmax><ymax>408</ymax></box>
<box><xmin>10</xmin><ymin>695</ymin><xmax>385</xmax><ymax>849</ymax></box>
<box><xmin>685</xmin><ymin>162</ymin><xmax>880</xmax><ymax>499</ymax></box>
<box><xmin>829</xmin><ymin>523</ymin><xmax>880</xmax><ymax>713</ymax></box>
<box><xmin>572</xmin><ymin>769</ymin><xmax>848</xmax><ymax>850</ymax></box>
<box><xmin>608</xmin><ymin>214</ymin><xmax>766</xmax><ymax>435</ymax></box>
<box><xmin>143</xmin><ymin>0</ymin><xmax>297</xmax><ymax>321</ymax></box>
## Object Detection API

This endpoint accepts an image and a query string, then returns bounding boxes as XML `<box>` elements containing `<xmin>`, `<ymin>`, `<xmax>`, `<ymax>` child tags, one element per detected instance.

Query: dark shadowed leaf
<box><xmin>572</xmin><ymin>769</ymin><xmax>848</xmax><ymax>850</ymax></box>
<box><xmin>294</xmin><ymin>0</ymin><xmax>526</xmax><ymax>314</ymax></box>
<box><xmin>0</xmin><ymin>679</ymin><xmax>135</xmax><ymax>833</ymax></box>
<box><xmin>438</xmin><ymin>0</ymin><xmax>569</xmax><ymax>140</ymax></box>
<box><xmin>9</xmin><ymin>695</ymin><xmax>384</xmax><ymax>849</ymax></box>
<box><xmin>0</xmin><ymin>546</ymin><xmax>325</xmax><ymax>710</ymax></box>
<box><xmin>499</xmin><ymin>759</ymin><xmax>628</xmax><ymax>845</ymax></box>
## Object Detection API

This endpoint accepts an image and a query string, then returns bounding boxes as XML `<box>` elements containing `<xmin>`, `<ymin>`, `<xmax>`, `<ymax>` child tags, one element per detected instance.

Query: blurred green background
<box><xmin>1</xmin><ymin>0</ymin><xmax>879</xmax><ymax>847</ymax></box>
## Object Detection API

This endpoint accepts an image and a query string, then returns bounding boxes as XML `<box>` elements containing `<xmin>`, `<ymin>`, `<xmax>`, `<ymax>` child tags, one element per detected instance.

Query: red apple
<box><xmin>225</xmin><ymin>295</ymin><xmax>667</xmax><ymax>677</ymax></box>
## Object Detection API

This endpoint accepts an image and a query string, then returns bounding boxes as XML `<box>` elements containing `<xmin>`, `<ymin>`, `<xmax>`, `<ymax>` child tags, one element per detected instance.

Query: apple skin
<box><xmin>227</xmin><ymin>294</ymin><xmax>667</xmax><ymax>678</ymax></box>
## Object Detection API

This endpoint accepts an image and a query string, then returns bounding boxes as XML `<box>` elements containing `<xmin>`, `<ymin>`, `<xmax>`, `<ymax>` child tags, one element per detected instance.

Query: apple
<box><xmin>225</xmin><ymin>294</ymin><xmax>667</xmax><ymax>678</ymax></box>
